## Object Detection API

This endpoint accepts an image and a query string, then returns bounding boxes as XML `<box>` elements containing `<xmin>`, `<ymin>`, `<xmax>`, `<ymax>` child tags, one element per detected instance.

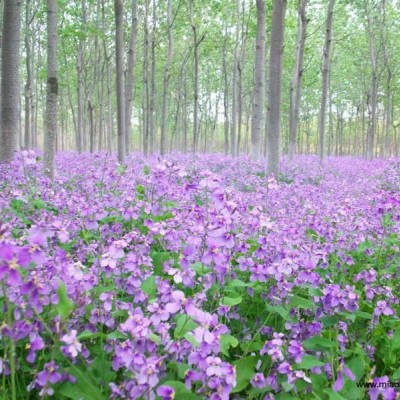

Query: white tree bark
<box><xmin>160</xmin><ymin>0</ymin><xmax>173</xmax><ymax>155</ymax></box>
<box><xmin>266</xmin><ymin>0</ymin><xmax>287</xmax><ymax>175</ymax></box>
<box><xmin>0</xmin><ymin>0</ymin><xmax>22</xmax><ymax>163</ymax></box>
<box><xmin>114</xmin><ymin>0</ymin><xmax>125</xmax><ymax>163</ymax></box>
<box><xmin>288</xmin><ymin>0</ymin><xmax>308</xmax><ymax>161</ymax></box>
<box><xmin>251</xmin><ymin>0</ymin><xmax>266</xmax><ymax>161</ymax></box>
<box><xmin>43</xmin><ymin>0</ymin><xmax>58</xmax><ymax>178</ymax></box>
<box><xmin>318</xmin><ymin>0</ymin><xmax>334</xmax><ymax>161</ymax></box>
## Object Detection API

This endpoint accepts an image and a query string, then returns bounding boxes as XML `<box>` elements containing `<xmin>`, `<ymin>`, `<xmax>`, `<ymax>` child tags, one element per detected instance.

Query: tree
<box><xmin>114</xmin><ymin>0</ymin><xmax>125</xmax><ymax>163</ymax></box>
<box><xmin>0</xmin><ymin>0</ymin><xmax>22</xmax><ymax>163</ymax></box>
<box><xmin>43</xmin><ymin>0</ymin><xmax>58</xmax><ymax>178</ymax></box>
<box><xmin>266</xmin><ymin>0</ymin><xmax>287</xmax><ymax>175</ymax></box>
<box><xmin>288</xmin><ymin>0</ymin><xmax>308</xmax><ymax>161</ymax></box>
<box><xmin>125</xmin><ymin>0</ymin><xmax>138</xmax><ymax>155</ymax></box>
<box><xmin>318</xmin><ymin>0</ymin><xmax>334</xmax><ymax>161</ymax></box>
<box><xmin>251</xmin><ymin>0</ymin><xmax>266</xmax><ymax>161</ymax></box>
<box><xmin>364</xmin><ymin>0</ymin><xmax>378</xmax><ymax>160</ymax></box>
<box><xmin>160</xmin><ymin>0</ymin><xmax>173</xmax><ymax>155</ymax></box>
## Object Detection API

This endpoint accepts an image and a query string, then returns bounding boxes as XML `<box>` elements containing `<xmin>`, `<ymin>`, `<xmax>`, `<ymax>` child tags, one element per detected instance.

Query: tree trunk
<box><xmin>251</xmin><ymin>0</ymin><xmax>266</xmax><ymax>161</ymax></box>
<box><xmin>124</xmin><ymin>0</ymin><xmax>138</xmax><ymax>155</ymax></box>
<box><xmin>318</xmin><ymin>0</ymin><xmax>334</xmax><ymax>161</ymax></box>
<box><xmin>266</xmin><ymin>0</ymin><xmax>287</xmax><ymax>175</ymax></box>
<box><xmin>114</xmin><ymin>0</ymin><xmax>125</xmax><ymax>163</ymax></box>
<box><xmin>288</xmin><ymin>0</ymin><xmax>308</xmax><ymax>161</ymax></box>
<box><xmin>149</xmin><ymin>0</ymin><xmax>156</xmax><ymax>153</ymax></box>
<box><xmin>43</xmin><ymin>0</ymin><xmax>58</xmax><ymax>178</ymax></box>
<box><xmin>365</xmin><ymin>0</ymin><xmax>377</xmax><ymax>161</ymax></box>
<box><xmin>0</xmin><ymin>0</ymin><xmax>22</xmax><ymax>163</ymax></box>
<box><xmin>160</xmin><ymin>0</ymin><xmax>173</xmax><ymax>155</ymax></box>
<box><xmin>24</xmin><ymin>0</ymin><xmax>33</xmax><ymax>150</ymax></box>
<box><xmin>143</xmin><ymin>0</ymin><xmax>150</xmax><ymax>157</ymax></box>
<box><xmin>190</xmin><ymin>0</ymin><xmax>198</xmax><ymax>153</ymax></box>
<box><xmin>222</xmin><ymin>28</ymin><xmax>229</xmax><ymax>155</ymax></box>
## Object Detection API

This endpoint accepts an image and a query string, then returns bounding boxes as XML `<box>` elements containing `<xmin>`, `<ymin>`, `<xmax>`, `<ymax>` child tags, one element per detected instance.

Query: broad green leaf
<box><xmin>355</xmin><ymin>311</ymin><xmax>372</xmax><ymax>320</ymax></box>
<box><xmin>231</xmin><ymin>356</ymin><xmax>259</xmax><ymax>393</ymax></box>
<box><xmin>266</xmin><ymin>304</ymin><xmax>289</xmax><ymax>319</ymax></box>
<box><xmin>222</xmin><ymin>296</ymin><xmax>243</xmax><ymax>307</ymax></box>
<box><xmin>58</xmin><ymin>366</ymin><xmax>105</xmax><ymax>400</ymax></box>
<box><xmin>56</xmin><ymin>282</ymin><xmax>74</xmax><ymax>322</ymax></box>
<box><xmin>296</xmin><ymin>355</ymin><xmax>325</xmax><ymax>369</ymax></box>
<box><xmin>174</xmin><ymin>315</ymin><xmax>198</xmax><ymax>339</ymax></box>
<box><xmin>141</xmin><ymin>275</ymin><xmax>157</xmax><ymax>299</ymax></box>
<box><xmin>303</xmin><ymin>336</ymin><xmax>336</xmax><ymax>350</ymax></box>
<box><xmin>77</xmin><ymin>331</ymin><xmax>106</xmax><ymax>341</ymax></box>
<box><xmin>149</xmin><ymin>333</ymin><xmax>161</xmax><ymax>344</ymax></box>
<box><xmin>106</xmin><ymin>331</ymin><xmax>126</xmax><ymax>340</ymax></box>
<box><xmin>220</xmin><ymin>334</ymin><xmax>239</xmax><ymax>356</ymax></box>
<box><xmin>184</xmin><ymin>333</ymin><xmax>200</xmax><ymax>347</ymax></box>
<box><xmin>289</xmin><ymin>295</ymin><xmax>315</xmax><ymax>310</ymax></box>
<box><xmin>324</xmin><ymin>389</ymin><xmax>347</xmax><ymax>400</ymax></box>
<box><xmin>151</xmin><ymin>251</ymin><xmax>171</xmax><ymax>275</ymax></box>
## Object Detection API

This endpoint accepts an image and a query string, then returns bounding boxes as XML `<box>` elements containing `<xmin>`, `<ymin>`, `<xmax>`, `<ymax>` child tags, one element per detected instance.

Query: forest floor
<box><xmin>0</xmin><ymin>152</ymin><xmax>400</xmax><ymax>399</ymax></box>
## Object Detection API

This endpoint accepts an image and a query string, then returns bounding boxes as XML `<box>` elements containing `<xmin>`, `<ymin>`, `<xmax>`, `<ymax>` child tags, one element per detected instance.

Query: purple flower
<box><xmin>157</xmin><ymin>385</ymin><xmax>175</xmax><ymax>400</ymax></box>
<box><xmin>288</xmin><ymin>340</ymin><xmax>304</xmax><ymax>363</ymax></box>
<box><xmin>61</xmin><ymin>330</ymin><xmax>82</xmax><ymax>358</ymax></box>
<box><xmin>368</xmin><ymin>376</ymin><xmax>397</xmax><ymax>400</ymax></box>
<box><xmin>251</xmin><ymin>373</ymin><xmax>266</xmax><ymax>389</ymax></box>
<box><xmin>333</xmin><ymin>362</ymin><xmax>356</xmax><ymax>392</ymax></box>
<box><xmin>374</xmin><ymin>300</ymin><xmax>394</xmax><ymax>317</ymax></box>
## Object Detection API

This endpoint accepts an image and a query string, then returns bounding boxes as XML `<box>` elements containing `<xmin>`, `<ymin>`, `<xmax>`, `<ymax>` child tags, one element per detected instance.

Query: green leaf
<box><xmin>296</xmin><ymin>355</ymin><xmax>325</xmax><ymax>369</ymax></box>
<box><xmin>117</xmin><ymin>164</ymin><xmax>126</xmax><ymax>175</ymax></box>
<box><xmin>289</xmin><ymin>295</ymin><xmax>315</xmax><ymax>310</ymax></box>
<box><xmin>229</xmin><ymin>279</ymin><xmax>252</xmax><ymax>287</ymax></box>
<box><xmin>77</xmin><ymin>331</ymin><xmax>105</xmax><ymax>341</ymax></box>
<box><xmin>355</xmin><ymin>311</ymin><xmax>372</xmax><ymax>320</ymax></box>
<box><xmin>174</xmin><ymin>315</ymin><xmax>198</xmax><ymax>339</ymax></box>
<box><xmin>91</xmin><ymin>355</ymin><xmax>115</xmax><ymax>383</ymax></box>
<box><xmin>141</xmin><ymin>275</ymin><xmax>157</xmax><ymax>300</ymax></box>
<box><xmin>149</xmin><ymin>333</ymin><xmax>161</xmax><ymax>344</ymax></box>
<box><xmin>222</xmin><ymin>296</ymin><xmax>243</xmax><ymax>307</ymax></box>
<box><xmin>190</xmin><ymin>262</ymin><xmax>210</xmax><ymax>276</ymax></box>
<box><xmin>160</xmin><ymin>381</ymin><xmax>203</xmax><ymax>400</ymax></box>
<box><xmin>391</xmin><ymin>328</ymin><xmax>400</xmax><ymax>351</ymax></box>
<box><xmin>184</xmin><ymin>333</ymin><xmax>199</xmax><ymax>347</ymax></box>
<box><xmin>303</xmin><ymin>336</ymin><xmax>336</xmax><ymax>350</ymax></box>
<box><xmin>58</xmin><ymin>366</ymin><xmax>105</xmax><ymax>400</ymax></box>
<box><xmin>324</xmin><ymin>389</ymin><xmax>347</xmax><ymax>400</ymax></box>
<box><xmin>320</xmin><ymin>315</ymin><xmax>340</xmax><ymax>327</ymax></box>
<box><xmin>56</xmin><ymin>282</ymin><xmax>74</xmax><ymax>322</ymax></box>
<box><xmin>231</xmin><ymin>356</ymin><xmax>259</xmax><ymax>393</ymax></box>
<box><xmin>220</xmin><ymin>334</ymin><xmax>239</xmax><ymax>356</ymax></box>
<box><xmin>266</xmin><ymin>304</ymin><xmax>289</xmax><ymax>319</ymax></box>
<box><xmin>282</xmin><ymin>381</ymin><xmax>294</xmax><ymax>392</ymax></box>
<box><xmin>151</xmin><ymin>251</ymin><xmax>171</xmax><ymax>275</ymax></box>
<box><xmin>106</xmin><ymin>331</ymin><xmax>126</xmax><ymax>340</ymax></box>
<box><xmin>392</xmin><ymin>369</ymin><xmax>400</xmax><ymax>380</ymax></box>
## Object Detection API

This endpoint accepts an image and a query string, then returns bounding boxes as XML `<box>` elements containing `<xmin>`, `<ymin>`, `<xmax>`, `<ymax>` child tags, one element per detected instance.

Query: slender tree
<box><xmin>364</xmin><ymin>0</ymin><xmax>378</xmax><ymax>160</ymax></box>
<box><xmin>160</xmin><ymin>0</ymin><xmax>173</xmax><ymax>155</ymax></box>
<box><xmin>251</xmin><ymin>0</ymin><xmax>266</xmax><ymax>161</ymax></box>
<box><xmin>125</xmin><ymin>0</ymin><xmax>138</xmax><ymax>154</ymax></box>
<box><xmin>288</xmin><ymin>0</ymin><xmax>308</xmax><ymax>161</ymax></box>
<box><xmin>266</xmin><ymin>0</ymin><xmax>287</xmax><ymax>175</ymax></box>
<box><xmin>318</xmin><ymin>0</ymin><xmax>334</xmax><ymax>161</ymax></box>
<box><xmin>114</xmin><ymin>0</ymin><xmax>125</xmax><ymax>163</ymax></box>
<box><xmin>0</xmin><ymin>0</ymin><xmax>22</xmax><ymax>163</ymax></box>
<box><xmin>43</xmin><ymin>0</ymin><xmax>58</xmax><ymax>178</ymax></box>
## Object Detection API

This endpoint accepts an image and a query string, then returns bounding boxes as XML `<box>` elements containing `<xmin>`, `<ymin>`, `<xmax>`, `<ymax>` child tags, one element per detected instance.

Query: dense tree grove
<box><xmin>0</xmin><ymin>0</ymin><xmax>399</xmax><ymax>171</ymax></box>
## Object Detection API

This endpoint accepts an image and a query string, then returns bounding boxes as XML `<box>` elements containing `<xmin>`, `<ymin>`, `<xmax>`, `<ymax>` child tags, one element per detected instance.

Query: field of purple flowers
<box><xmin>1</xmin><ymin>151</ymin><xmax>400</xmax><ymax>400</ymax></box>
